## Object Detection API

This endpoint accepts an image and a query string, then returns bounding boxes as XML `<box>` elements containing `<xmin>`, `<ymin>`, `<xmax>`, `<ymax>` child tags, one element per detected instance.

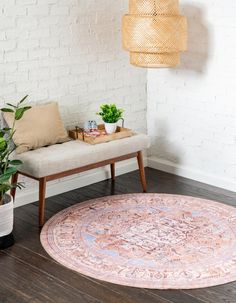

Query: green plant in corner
<box><xmin>97</xmin><ymin>104</ymin><xmax>124</xmax><ymax>124</ymax></box>
<box><xmin>0</xmin><ymin>95</ymin><xmax>31</xmax><ymax>205</ymax></box>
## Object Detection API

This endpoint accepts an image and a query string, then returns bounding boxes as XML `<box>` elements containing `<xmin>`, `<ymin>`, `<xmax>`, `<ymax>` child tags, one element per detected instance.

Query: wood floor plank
<box><xmin>183</xmin><ymin>283</ymin><xmax>236</xmax><ymax>303</ymax></box>
<box><xmin>0</xmin><ymin>251</ymin><xmax>102</xmax><ymax>303</ymax></box>
<box><xmin>3</xmin><ymin>245</ymin><xmax>145</xmax><ymax>303</ymax></box>
<box><xmin>148</xmin><ymin>289</ymin><xmax>208</xmax><ymax>303</ymax></box>
<box><xmin>98</xmin><ymin>281</ymin><xmax>172</xmax><ymax>303</ymax></box>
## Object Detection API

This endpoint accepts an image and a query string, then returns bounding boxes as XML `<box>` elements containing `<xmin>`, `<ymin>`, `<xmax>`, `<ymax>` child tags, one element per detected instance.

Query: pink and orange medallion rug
<box><xmin>40</xmin><ymin>194</ymin><xmax>236</xmax><ymax>289</ymax></box>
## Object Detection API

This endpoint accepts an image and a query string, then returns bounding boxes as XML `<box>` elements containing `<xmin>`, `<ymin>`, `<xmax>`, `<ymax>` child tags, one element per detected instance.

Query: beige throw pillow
<box><xmin>4</xmin><ymin>102</ymin><xmax>69</xmax><ymax>154</ymax></box>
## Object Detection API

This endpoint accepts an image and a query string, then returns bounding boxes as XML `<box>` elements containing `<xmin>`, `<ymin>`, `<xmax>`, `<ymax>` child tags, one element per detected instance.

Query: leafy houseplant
<box><xmin>0</xmin><ymin>95</ymin><xmax>31</xmax><ymax>249</ymax></box>
<box><xmin>97</xmin><ymin>104</ymin><xmax>124</xmax><ymax>134</ymax></box>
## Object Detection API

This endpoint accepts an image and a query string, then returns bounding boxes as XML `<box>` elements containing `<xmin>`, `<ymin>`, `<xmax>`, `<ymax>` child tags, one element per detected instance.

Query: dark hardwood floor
<box><xmin>1</xmin><ymin>168</ymin><xmax>236</xmax><ymax>303</ymax></box>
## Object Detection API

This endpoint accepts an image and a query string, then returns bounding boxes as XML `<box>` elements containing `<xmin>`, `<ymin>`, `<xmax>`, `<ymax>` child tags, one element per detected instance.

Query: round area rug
<box><xmin>40</xmin><ymin>194</ymin><xmax>236</xmax><ymax>289</ymax></box>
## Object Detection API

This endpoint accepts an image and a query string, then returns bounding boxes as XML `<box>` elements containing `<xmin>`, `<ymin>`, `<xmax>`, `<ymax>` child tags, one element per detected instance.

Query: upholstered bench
<box><xmin>11</xmin><ymin>134</ymin><xmax>150</xmax><ymax>226</ymax></box>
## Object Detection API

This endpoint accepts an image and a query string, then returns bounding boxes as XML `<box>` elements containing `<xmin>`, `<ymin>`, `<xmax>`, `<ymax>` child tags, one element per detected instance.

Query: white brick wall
<box><xmin>147</xmin><ymin>0</ymin><xmax>236</xmax><ymax>192</ymax></box>
<box><xmin>0</xmin><ymin>0</ymin><xmax>146</xmax><ymax>129</ymax></box>
<box><xmin>0</xmin><ymin>0</ymin><xmax>147</xmax><ymax>202</ymax></box>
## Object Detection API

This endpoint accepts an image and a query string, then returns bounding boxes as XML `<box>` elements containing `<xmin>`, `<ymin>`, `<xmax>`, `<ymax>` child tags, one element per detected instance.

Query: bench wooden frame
<box><xmin>11</xmin><ymin>151</ymin><xmax>147</xmax><ymax>227</ymax></box>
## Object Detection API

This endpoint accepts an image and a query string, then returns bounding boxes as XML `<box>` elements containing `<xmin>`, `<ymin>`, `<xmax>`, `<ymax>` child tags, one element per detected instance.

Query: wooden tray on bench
<box><xmin>68</xmin><ymin>124</ymin><xmax>134</xmax><ymax>145</ymax></box>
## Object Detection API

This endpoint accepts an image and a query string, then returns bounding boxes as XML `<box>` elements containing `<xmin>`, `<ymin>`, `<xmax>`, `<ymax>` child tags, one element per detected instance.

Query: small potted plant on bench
<box><xmin>0</xmin><ymin>96</ymin><xmax>31</xmax><ymax>249</ymax></box>
<box><xmin>97</xmin><ymin>104</ymin><xmax>124</xmax><ymax>134</ymax></box>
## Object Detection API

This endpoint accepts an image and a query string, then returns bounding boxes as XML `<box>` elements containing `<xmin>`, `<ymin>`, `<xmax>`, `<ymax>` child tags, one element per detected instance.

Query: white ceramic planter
<box><xmin>0</xmin><ymin>194</ymin><xmax>13</xmax><ymax>237</ymax></box>
<box><xmin>104</xmin><ymin>122</ymin><xmax>117</xmax><ymax>134</ymax></box>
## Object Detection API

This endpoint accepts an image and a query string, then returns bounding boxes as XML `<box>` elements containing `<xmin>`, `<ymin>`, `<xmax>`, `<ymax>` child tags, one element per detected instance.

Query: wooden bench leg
<box><xmin>10</xmin><ymin>172</ymin><xmax>19</xmax><ymax>201</ymax></box>
<box><xmin>137</xmin><ymin>151</ymin><xmax>147</xmax><ymax>192</ymax></box>
<box><xmin>39</xmin><ymin>178</ymin><xmax>46</xmax><ymax>227</ymax></box>
<box><xmin>110</xmin><ymin>163</ymin><xmax>115</xmax><ymax>181</ymax></box>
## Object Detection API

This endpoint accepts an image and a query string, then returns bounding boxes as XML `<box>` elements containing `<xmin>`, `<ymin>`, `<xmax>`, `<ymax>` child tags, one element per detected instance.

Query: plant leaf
<box><xmin>1</xmin><ymin>108</ymin><xmax>14</xmax><ymax>113</ymax></box>
<box><xmin>6</xmin><ymin>103</ymin><xmax>17</xmax><ymax>108</ymax></box>
<box><xmin>0</xmin><ymin>183</ymin><xmax>11</xmax><ymax>194</ymax></box>
<box><xmin>22</xmin><ymin>106</ymin><xmax>31</xmax><ymax>111</ymax></box>
<box><xmin>0</xmin><ymin>137</ymin><xmax>7</xmax><ymax>152</ymax></box>
<box><xmin>97</xmin><ymin>104</ymin><xmax>124</xmax><ymax>123</ymax></box>
<box><xmin>15</xmin><ymin>108</ymin><xmax>25</xmax><ymax>120</ymax></box>
<box><xmin>0</xmin><ymin>174</ymin><xmax>12</xmax><ymax>183</ymax></box>
<box><xmin>15</xmin><ymin>106</ymin><xmax>31</xmax><ymax>120</ymax></box>
<box><xmin>5</xmin><ymin>166</ymin><xmax>17</xmax><ymax>175</ymax></box>
<box><xmin>9</xmin><ymin>160</ymin><xmax>23</xmax><ymax>166</ymax></box>
<box><xmin>19</xmin><ymin>95</ymin><xmax>28</xmax><ymax>104</ymax></box>
<box><xmin>0</xmin><ymin>168</ymin><xmax>17</xmax><ymax>182</ymax></box>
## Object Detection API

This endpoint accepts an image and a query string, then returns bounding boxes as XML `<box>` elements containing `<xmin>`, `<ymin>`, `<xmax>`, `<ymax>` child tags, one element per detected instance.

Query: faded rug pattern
<box><xmin>40</xmin><ymin>194</ymin><xmax>236</xmax><ymax>289</ymax></box>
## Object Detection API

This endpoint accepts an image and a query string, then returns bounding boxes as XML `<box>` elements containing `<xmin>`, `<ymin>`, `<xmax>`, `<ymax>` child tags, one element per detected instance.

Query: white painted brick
<box><xmin>39</xmin><ymin>16</ymin><xmax>59</xmax><ymax>27</ymax></box>
<box><xmin>59</xmin><ymin>0</ymin><xmax>78</xmax><ymax>5</ymax></box>
<box><xmin>98</xmin><ymin>52</ymin><xmax>116</xmax><ymax>62</ymax></box>
<box><xmin>105</xmin><ymin>79</ymin><xmax>124</xmax><ymax>90</ymax></box>
<box><xmin>87</xmin><ymin>79</ymin><xmax>107</xmax><ymax>92</ymax></box>
<box><xmin>18</xmin><ymin>39</ymin><xmax>39</xmax><ymax>50</ymax></box>
<box><xmin>50</xmin><ymin>25</ymin><xmax>71</xmax><ymax>39</ymax></box>
<box><xmin>0</xmin><ymin>40</ymin><xmax>16</xmax><ymax>51</ymax></box>
<box><xmin>50</xmin><ymin>48</ymin><xmax>69</xmax><ymax>58</ymax></box>
<box><xmin>40</xmin><ymin>37</ymin><xmax>59</xmax><ymax>48</ymax></box>
<box><xmin>0</xmin><ymin>63</ymin><xmax>17</xmax><ymax>74</ymax></box>
<box><xmin>29</xmin><ymin>68</ymin><xmax>51</xmax><ymax>81</ymax></box>
<box><xmin>47</xmin><ymin>85</ymin><xmax>68</xmax><ymax>98</ymax></box>
<box><xmin>59</xmin><ymin>35</ymin><xmax>72</xmax><ymax>47</ymax></box>
<box><xmin>39</xmin><ymin>0</ymin><xmax>58</xmax><ymax>4</ymax></box>
<box><xmin>27</xmin><ymin>6</ymin><xmax>49</xmax><ymax>16</ymax></box>
<box><xmin>58</xmin><ymin>75</ymin><xmax>79</xmax><ymax>87</ymax></box>
<box><xmin>29</xmin><ymin>49</ymin><xmax>49</xmax><ymax>60</ymax></box>
<box><xmin>29</xmin><ymin>28</ymin><xmax>50</xmax><ymax>39</ymax></box>
<box><xmin>17</xmin><ymin>17</ymin><xmax>37</xmax><ymax>29</ymax></box>
<box><xmin>0</xmin><ymin>17</ymin><xmax>14</xmax><ymax>29</ymax></box>
<box><xmin>38</xmin><ymin>79</ymin><xmax>58</xmax><ymax>90</ymax></box>
<box><xmin>18</xmin><ymin>60</ymin><xmax>39</xmax><ymax>71</ymax></box>
<box><xmin>0</xmin><ymin>65</ymin><xmax>5</xmax><ymax>74</ymax></box>
<box><xmin>0</xmin><ymin>0</ymin><xmax>15</xmax><ymax>6</ymax></box>
<box><xmin>6</xmin><ymin>72</ymin><xmax>28</xmax><ymax>83</ymax></box>
<box><xmin>3</xmin><ymin>6</ymin><xmax>27</xmax><ymax>16</ymax></box>
<box><xmin>70</xmin><ymin>64</ymin><xmax>89</xmax><ymax>75</ymax></box>
<box><xmin>69</xmin><ymin>84</ymin><xmax>87</xmax><ymax>95</ymax></box>
<box><xmin>40</xmin><ymin>58</ymin><xmax>60</xmax><ymax>68</ymax></box>
<box><xmin>0</xmin><ymin>31</ymin><xmax>6</xmax><ymax>40</ymax></box>
<box><xmin>16</xmin><ymin>0</ymin><xmax>36</xmax><ymax>4</ymax></box>
<box><xmin>50</xmin><ymin>6</ymin><xmax>69</xmax><ymax>16</ymax></box>
<box><xmin>51</xmin><ymin>66</ymin><xmax>70</xmax><ymax>78</ymax></box>
<box><xmin>29</xmin><ymin>88</ymin><xmax>48</xmax><ymax>100</ymax></box>
<box><xmin>1</xmin><ymin>84</ymin><xmax>15</xmax><ymax>96</ymax></box>
<box><xmin>17</xmin><ymin>81</ymin><xmax>38</xmax><ymax>93</ymax></box>
<box><xmin>6</xmin><ymin>29</ymin><xmax>29</xmax><ymax>40</ymax></box>
<box><xmin>5</xmin><ymin>50</ymin><xmax>28</xmax><ymax>62</ymax></box>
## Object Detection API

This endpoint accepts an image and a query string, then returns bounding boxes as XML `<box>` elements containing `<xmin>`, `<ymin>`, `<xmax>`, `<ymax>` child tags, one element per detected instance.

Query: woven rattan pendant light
<box><xmin>122</xmin><ymin>0</ymin><xmax>188</xmax><ymax>67</ymax></box>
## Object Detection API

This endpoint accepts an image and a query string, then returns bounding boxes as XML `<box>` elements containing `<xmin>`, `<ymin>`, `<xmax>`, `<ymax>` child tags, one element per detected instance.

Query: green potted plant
<box><xmin>0</xmin><ymin>96</ymin><xmax>31</xmax><ymax>249</ymax></box>
<box><xmin>97</xmin><ymin>104</ymin><xmax>124</xmax><ymax>134</ymax></box>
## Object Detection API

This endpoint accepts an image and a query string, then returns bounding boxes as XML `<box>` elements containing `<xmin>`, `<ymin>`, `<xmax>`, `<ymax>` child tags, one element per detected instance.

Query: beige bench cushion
<box><xmin>16</xmin><ymin>134</ymin><xmax>150</xmax><ymax>178</ymax></box>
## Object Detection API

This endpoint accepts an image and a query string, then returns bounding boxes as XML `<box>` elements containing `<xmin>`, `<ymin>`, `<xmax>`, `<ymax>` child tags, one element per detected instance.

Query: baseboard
<box><xmin>14</xmin><ymin>157</ymin><xmax>148</xmax><ymax>208</ymax></box>
<box><xmin>148</xmin><ymin>156</ymin><xmax>236</xmax><ymax>193</ymax></box>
